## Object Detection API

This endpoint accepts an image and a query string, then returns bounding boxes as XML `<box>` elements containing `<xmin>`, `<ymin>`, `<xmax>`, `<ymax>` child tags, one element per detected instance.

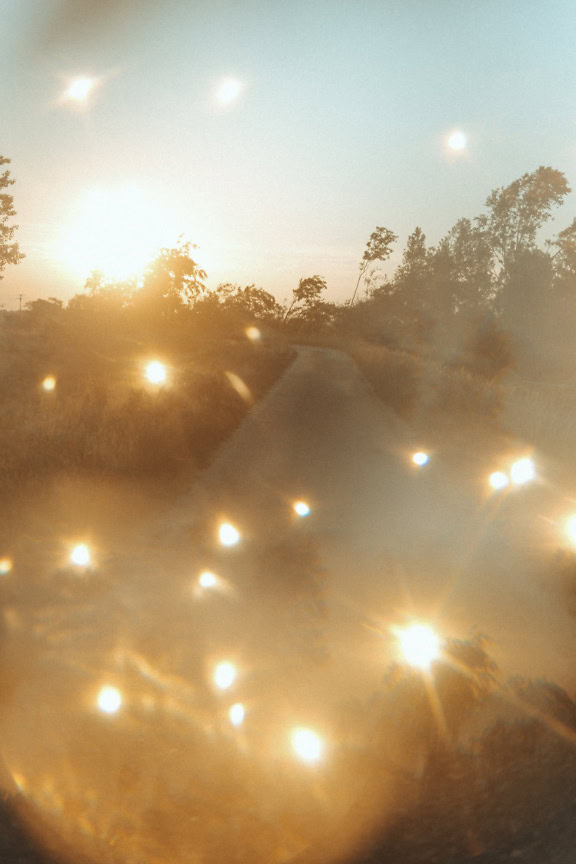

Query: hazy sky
<box><xmin>2</xmin><ymin>0</ymin><xmax>576</xmax><ymax>308</ymax></box>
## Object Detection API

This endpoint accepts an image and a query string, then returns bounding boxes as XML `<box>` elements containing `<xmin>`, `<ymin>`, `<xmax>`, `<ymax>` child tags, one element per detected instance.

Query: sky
<box><xmin>2</xmin><ymin>0</ymin><xmax>576</xmax><ymax>309</ymax></box>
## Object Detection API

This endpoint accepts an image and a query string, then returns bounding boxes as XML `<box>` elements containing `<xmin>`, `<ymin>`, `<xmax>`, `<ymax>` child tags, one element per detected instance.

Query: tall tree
<box><xmin>0</xmin><ymin>156</ymin><xmax>24</xmax><ymax>279</ymax></box>
<box><xmin>350</xmin><ymin>226</ymin><xmax>397</xmax><ymax>304</ymax></box>
<box><xmin>284</xmin><ymin>275</ymin><xmax>327</xmax><ymax>321</ymax></box>
<box><xmin>476</xmin><ymin>166</ymin><xmax>570</xmax><ymax>276</ymax></box>
<box><xmin>135</xmin><ymin>238</ymin><xmax>207</xmax><ymax>318</ymax></box>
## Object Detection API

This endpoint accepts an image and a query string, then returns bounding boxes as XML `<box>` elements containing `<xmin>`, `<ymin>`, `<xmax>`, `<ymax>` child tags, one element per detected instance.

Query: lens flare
<box><xmin>246</xmin><ymin>326</ymin><xmax>261</xmax><ymax>342</ymax></box>
<box><xmin>219</xmin><ymin>523</ymin><xmax>240</xmax><ymax>546</ymax></box>
<box><xmin>510</xmin><ymin>457</ymin><xmax>535</xmax><ymax>485</ymax></box>
<box><xmin>447</xmin><ymin>130</ymin><xmax>467</xmax><ymax>151</ymax></box>
<box><xmin>489</xmin><ymin>471</ymin><xmax>509</xmax><ymax>490</ymax></box>
<box><xmin>217</xmin><ymin>78</ymin><xmax>243</xmax><ymax>104</ymax></box>
<box><xmin>396</xmin><ymin>624</ymin><xmax>440</xmax><ymax>669</ymax></box>
<box><xmin>42</xmin><ymin>375</ymin><xmax>56</xmax><ymax>392</ymax></box>
<box><xmin>214</xmin><ymin>662</ymin><xmax>237</xmax><ymax>690</ymax></box>
<box><xmin>292</xmin><ymin>728</ymin><xmax>323</xmax><ymax>763</ymax></box>
<box><xmin>567</xmin><ymin>516</ymin><xmax>576</xmax><ymax>545</ymax></box>
<box><xmin>65</xmin><ymin>77</ymin><xmax>96</xmax><ymax>102</ymax></box>
<box><xmin>97</xmin><ymin>686</ymin><xmax>122</xmax><ymax>714</ymax></box>
<box><xmin>0</xmin><ymin>559</ymin><xmax>12</xmax><ymax>575</ymax></box>
<box><xmin>412</xmin><ymin>451</ymin><xmax>429</xmax><ymax>466</ymax></box>
<box><xmin>70</xmin><ymin>544</ymin><xmax>91</xmax><ymax>567</ymax></box>
<box><xmin>146</xmin><ymin>361</ymin><xmax>167</xmax><ymax>385</ymax></box>
<box><xmin>199</xmin><ymin>571</ymin><xmax>218</xmax><ymax>589</ymax></box>
<box><xmin>293</xmin><ymin>501</ymin><xmax>310</xmax><ymax>517</ymax></box>
<box><xmin>229</xmin><ymin>703</ymin><xmax>245</xmax><ymax>726</ymax></box>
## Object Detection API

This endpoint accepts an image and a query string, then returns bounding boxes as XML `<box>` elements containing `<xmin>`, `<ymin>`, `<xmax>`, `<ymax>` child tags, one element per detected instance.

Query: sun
<box><xmin>447</xmin><ymin>130</ymin><xmax>467</xmax><ymax>151</ymax></box>
<box><xmin>57</xmin><ymin>187</ymin><xmax>178</xmax><ymax>282</ymax></box>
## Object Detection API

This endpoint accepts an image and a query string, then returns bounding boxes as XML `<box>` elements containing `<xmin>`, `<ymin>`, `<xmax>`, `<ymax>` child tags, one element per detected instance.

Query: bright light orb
<box><xmin>246</xmin><ymin>326</ymin><xmax>261</xmax><ymax>342</ymax></box>
<box><xmin>292</xmin><ymin>728</ymin><xmax>324</xmax><ymax>764</ymax></box>
<box><xmin>412</xmin><ymin>451</ymin><xmax>429</xmax><ymax>466</ymax></box>
<box><xmin>217</xmin><ymin>78</ymin><xmax>243</xmax><ymax>104</ymax></box>
<box><xmin>145</xmin><ymin>361</ymin><xmax>167</xmax><ymax>385</ymax></box>
<box><xmin>214</xmin><ymin>662</ymin><xmax>237</xmax><ymax>690</ymax></box>
<box><xmin>66</xmin><ymin>77</ymin><xmax>96</xmax><ymax>102</ymax></box>
<box><xmin>70</xmin><ymin>543</ymin><xmax>91</xmax><ymax>567</ymax></box>
<box><xmin>229</xmin><ymin>702</ymin><xmax>245</xmax><ymax>727</ymax></box>
<box><xmin>0</xmin><ymin>559</ymin><xmax>12</xmax><ymax>575</ymax></box>
<box><xmin>489</xmin><ymin>471</ymin><xmax>509</xmax><ymax>490</ymax></box>
<box><xmin>447</xmin><ymin>130</ymin><xmax>467</xmax><ymax>151</ymax></box>
<box><xmin>199</xmin><ymin>570</ymin><xmax>218</xmax><ymax>589</ymax></box>
<box><xmin>567</xmin><ymin>516</ymin><xmax>576</xmax><ymax>545</ymax></box>
<box><xmin>219</xmin><ymin>523</ymin><xmax>240</xmax><ymax>547</ymax></box>
<box><xmin>510</xmin><ymin>457</ymin><xmax>535</xmax><ymax>485</ymax></box>
<box><xmin>42</xmin><ymin>376</ymin><xmax>56</xmax><ymax>392</ymax></box>
<box><xmin>97</xmin><ymin>686</ymin><xmax>122</xmax><ymax>715</ymax></box>
<box><xmin>397</xmin><ymin>624</ymin><xmax>441</xmax><ymax>670</ymax></box>
<box><xmin>293</xmin><ymin>500</ymin><xmax>311</xmax><ymax>517</ymax></box>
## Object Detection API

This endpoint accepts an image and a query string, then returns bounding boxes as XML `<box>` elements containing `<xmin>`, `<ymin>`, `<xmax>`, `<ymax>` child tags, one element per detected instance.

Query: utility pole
<box><xmin>16</xmin><ymin>293</ymin><xmax>24</xmax><ymax>311</ymax></box>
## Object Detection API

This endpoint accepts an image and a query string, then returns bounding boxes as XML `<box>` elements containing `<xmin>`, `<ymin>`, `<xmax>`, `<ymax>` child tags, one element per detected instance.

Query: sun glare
<box><xmin>396</xmin><ymin>624</ymin><xmax>441</xmax><ymax>670</ymax></box>
<box><xmin>229</xmin><ymin>702</ymin><xmax>245</xmax><ymax>726</ymax></box>
<box><xmin>292</xmin><ymin>728</ymin><xmax>324</xmax><ymax>763</ymax></box>
<box><xmin>97</xmin><ymin>686</ymin><xmax>122</xmax><ymax>714</ymax></box>
<box><xmin>567</xmin><ymin>516</ymin><xmax>576</xmax><ymax>545</ymax></box>
<box><xmin>57</xmin><ymin>187</ymin><xmax>177</xmax><ymax>282</ymax></box>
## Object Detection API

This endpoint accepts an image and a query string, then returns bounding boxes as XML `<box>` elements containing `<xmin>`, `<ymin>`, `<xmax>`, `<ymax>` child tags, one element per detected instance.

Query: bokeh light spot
<box><xmin>0</xmin><ymin>559</ymin><xmax>12</xmax><ymax>575</ymax></box>
<box><xmin>199</xmin><ymin>570</ymin><xmax>218</xmax><ymax>589</ymax></box>
<box><xmin>70</xmin><ymin>544</ymin><xmax>91</xmax><ymax>567</ymax></box>
<box><xmin>246</xmin><ymin>326</ymin><xmax>261</xmax><ymax>342</ymax></box>
<box><xmin>447</xmin><ymin>130</ymin><xmax>467</xmax><ymax>151</ymax></box>
<box><xmin>42</xmin><ymin>375</ymin><xmax>56</xmax><ymax>392</ymax></box>
<box><xmin>214</xmin><ymin>662</ymin><xmax>237</xmax><ymax>690</ymax></box>
<box><xmin>412</xmin><ymin>451</ymin><xmax>429</xmax><ymax>466</ymax></box>
<box><xmin>229</xmin><ymin>702</ymin><xmax>245</xmax><ymax>726</ymax></box>
<box><xmin>510</xmin><ymin>457</ymin><xmax>535</xmax><ymax>485</ymax></box>
<box><xmin>219</xmin><ymin>523</ymin><xmax>240</xmax><ymax>546</ymax></box>
<box><xmin>97</xmin><ymin>686</ymin><xmax>122</xmax><ymax>714</ymax></box>
<box><xmin>293</xmin><ymin>500</ymin><xmax>310</xmax><ymax>517</ymax></box>
<box><xmin>146</xmin><ymin>361</ymin><xmax>167</xmax><ymax>385</ymax></box>
<box><xmin>65</xmin><ymin>77</ymin><xmax>96</xmax><ymax>102</ymax></box>
<box><xmin>217</xmin><ymin>78</ymin><xmax>243</xmax><ymax>104</ymax></box>
<box><xmin>489</xmin><ymin>471</ymin><xmax>509</xmax><ymax>490</ymax></box>
<box><xmin>292</xmin><ymin>728</ymin><xmax>323</xmax><ymax>763</ymax></box>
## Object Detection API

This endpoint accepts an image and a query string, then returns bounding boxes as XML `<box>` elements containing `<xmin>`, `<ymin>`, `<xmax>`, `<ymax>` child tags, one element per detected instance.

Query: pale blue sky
<box><xmin>2</xmin><ymin>0</ymin><xmax>576</xmax><ymax>307</ymax></box>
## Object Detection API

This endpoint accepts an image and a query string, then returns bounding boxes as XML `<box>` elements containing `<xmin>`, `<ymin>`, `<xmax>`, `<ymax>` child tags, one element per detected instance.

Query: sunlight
<box><xmin>510</xmin><ymin>457</ymin><xmax>535</xmax><ymax>485</ymax></box>
<box><xmin>42</xmin><ymin>375</ymin><xmax>56</xmax><ymax>392</ymax></box>
<box><xmin>229</xmin><ymin>702</ymin><xmax>245</xmax><ymax>726</ymax></box>
<box><xmin>70</xmin><ymin>543</ymin><xmax>91</xmax><ymax>567</ymax></box>
<box><xmin>396</xmin><ymin>624</ymin><xmax>441</xmax><ymax>669</ymax></box>
<box><xmin>217</xmin><ymin>78</ymin><xmax>243</xmax><ymax>104</ymax></box>
<box><xmin>65</xmin><ymin>77</ymin><xmax>96</xmax><ymax>102</ymax></box>
<box><xmin>145</xmin><ymin>361</ymin><xmax>167</xmax><ymax>385</ymax></box>
<box><xmin>214</xmin><ymin>662</ymin><xmax>237</xmax><ymax>690</ymax></box>
<box><xmin>57</xmin><ymin>186</ymin><xmax>177</xmax><ymax>282</ymax></box>
<box><xmin>567</xmin><ymin>516</ymin><xmax>576</xmax><ymax>545</ymax></box>
<box><xmin>219</xmin><ymin>522</ymin><xmax>240</xmax><ymax>546</ymax></box>
<box><xmin>0</xmin><ymin>559</ymin><xmax>12</xmax><ymax>575</ymax></box>
<box><xmin>489</xmin><ymin>471</ymin><xmax>509</xmax><ymax>490</ymax></box>
<box><xmin>447</xmin><ymin>130</ymin><xmax>467</xmax><ymax>151</ymax></box>
<box><xmin>292</xmin><ymin>728</ymin><xmax>324</xmax><ymax>763</ymax></box>
<box><xmin>97</xmin><ymin>686</ymin><xmax>122</xmax><ymax>715</ymax></box>
<box><xmin>412</xmin><ymin>451</ymin><xmax>429</xmax><ymax>466</ymax></box>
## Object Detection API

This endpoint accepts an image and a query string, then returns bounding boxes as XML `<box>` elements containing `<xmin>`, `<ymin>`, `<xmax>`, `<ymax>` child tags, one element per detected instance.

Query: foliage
<box><xmin>351</xmin><ymin>226</ymin><xmax>397</xmax><ymax>304</ymax></box>
<box><xmin>0</xmin><ymin>155</ymin><xmax>24</xmax><ymax>280</ymax></box>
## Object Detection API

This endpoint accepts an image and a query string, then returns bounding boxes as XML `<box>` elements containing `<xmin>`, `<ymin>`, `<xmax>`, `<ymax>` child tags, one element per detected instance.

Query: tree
<box><xmin>134</xmin><ymin>238</ymin><xmax>207</xmax><ymax>318</ymax></box>
<box><xmin>0</xmin><ymin>156</ymin><xmax>24</xmax><ymax>280</ymax></box>
<box><xmin>284</xmin><ymin>275</ymin><xmax>327</xmax><ymax>322</ymax></box>
<box><xmin>350</xmin><ymin>226</ymin><xmax>397</xmax><ymax>305</ymax></box>
<box><xmin>431</xmin><ymin>218</ymin><xmax>494</xmax><ymax>316</ymax></box>
<box><xmin>476</xmin><ymin>166</ymin><xmax>570</xmax><ymax>276</ymax></box>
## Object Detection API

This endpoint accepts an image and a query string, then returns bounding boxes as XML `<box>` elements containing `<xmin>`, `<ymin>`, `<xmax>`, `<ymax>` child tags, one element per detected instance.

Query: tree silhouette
<box><xmin>0</xmin><ymin>156</ymin><xmax>24</xmax><ymax>280</ymax></box>
<box><xmin>284</xmin><ymin>275</ymin><xmax>327</xmax><ymax>322</ymax></box>
<box><xmin>350</xmin><ymin>226</ymin><xmax>397</xmax><ymax>305</ymax></box>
